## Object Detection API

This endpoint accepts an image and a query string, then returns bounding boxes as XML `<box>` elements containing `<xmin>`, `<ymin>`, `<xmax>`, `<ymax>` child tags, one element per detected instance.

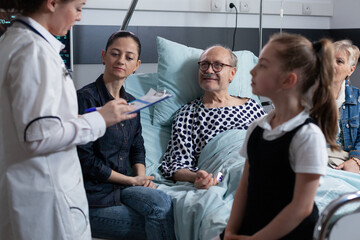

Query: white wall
<box><xmin>330</xmin><ymin>0</ymin><xmax>360</xmax><ymax>87</ymax></box>
<box><xmin>331</xmin><ymin>0</ymin><xmax>360</xmax><ymax>29</ymax></box>
<box><xmin>80</xmin><ymin>0</ymin><xmax>333</xmax><ymax>29</ymax></box>
<box><xmin>73</xmin><ymin>0</ymin><xmax>335</xmax><ymax>88</ymax></box>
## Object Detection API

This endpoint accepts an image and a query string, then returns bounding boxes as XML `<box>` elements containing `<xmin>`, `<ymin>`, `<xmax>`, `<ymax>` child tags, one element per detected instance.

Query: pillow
<box><xmin>153</xmin><ymin>37</ymin><xmax>260</xmax><ymax>126</ymax></box>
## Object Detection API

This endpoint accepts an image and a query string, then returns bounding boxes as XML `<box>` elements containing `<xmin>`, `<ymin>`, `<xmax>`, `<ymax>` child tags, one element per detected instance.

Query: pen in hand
<box><xmin>97</xmin><ymin>100</ymin><xmax>137</xmax><ymax>127</ymax></box>
<box><xmin>84</xmin><ymin>107</ymin><xmax>102</xmax><ymax>113</ymax></box>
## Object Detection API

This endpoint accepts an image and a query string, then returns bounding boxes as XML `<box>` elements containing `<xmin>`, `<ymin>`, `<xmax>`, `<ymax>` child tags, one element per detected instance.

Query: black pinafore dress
<box><xmin>239</xmin><ymin>118</ymin><xmax>319</xmax><ymax>240</ymax></box>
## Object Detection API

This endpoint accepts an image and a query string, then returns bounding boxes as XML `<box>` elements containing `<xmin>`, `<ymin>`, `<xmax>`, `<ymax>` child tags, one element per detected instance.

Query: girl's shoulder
<box><xmin>292</xmin><ymin>120</ymin><xmax>326</xmax><ymax>150</ymax></box>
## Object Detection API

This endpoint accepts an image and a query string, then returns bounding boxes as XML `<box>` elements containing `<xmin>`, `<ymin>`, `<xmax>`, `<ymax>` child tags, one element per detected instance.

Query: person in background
<box><xmin>77</xmin><ymin>31</ymin><xmax>175</xmax><ymax>240</ymax></box>
<box><xmin>328</xmin><ymin>40</ymin><xmax>360</xmax><ymax>174</ymax></box>
<box><xmin>223</xmin><ymin>33</ymin><xmax>337</xmax><ymax>240</ymax></box>
<box><xmin>160</xmin><ymin>45</ymin><xmax>265</xmax><ymax>189</ymax></box>
<box><xmin>0</xmin><ymin>1</ymin><xmax>137</xmax><ymax>239</ymax></box>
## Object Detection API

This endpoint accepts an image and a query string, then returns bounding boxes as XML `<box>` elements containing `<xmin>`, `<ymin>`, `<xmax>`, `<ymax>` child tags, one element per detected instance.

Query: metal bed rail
<box><xmin>313</xmin><ymin>190</ymin><xmax>360</xmax><ymax>240</ymax></box>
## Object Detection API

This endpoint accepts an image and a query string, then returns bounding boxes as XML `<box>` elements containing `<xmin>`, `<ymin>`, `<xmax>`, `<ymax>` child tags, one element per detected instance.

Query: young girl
<box><xmin>223</xmin><ymin>32</ymin><xmax>338</xmax><ymax>240</ymax></box>
<box><xmin>77</xmin><ymin>31</ymin><xmax>175</xmax><ymax>240</ymax></box>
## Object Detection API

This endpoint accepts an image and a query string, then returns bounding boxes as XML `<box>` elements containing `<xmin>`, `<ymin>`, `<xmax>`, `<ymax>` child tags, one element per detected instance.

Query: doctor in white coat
<box><xmin>0</xmin><ymin>0</ymin><xmax>137</xmax><ymax>239</ymax></box>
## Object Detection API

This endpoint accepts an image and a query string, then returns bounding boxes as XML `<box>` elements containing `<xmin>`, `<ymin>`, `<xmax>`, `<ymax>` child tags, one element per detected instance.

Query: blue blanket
<box><xmin>316</xmin><ymin>167</ymin><xmax>360</xmax><ymax>213</ymax></box>
<box><xmin>156</xmin><ymin>129</ymin><xmax>247</xmax><ymax>240</ymax></box>
<box><xmin>155</xmin><ymin>128</ymin><xmax>360</xmax><ymax>240</ymax></box>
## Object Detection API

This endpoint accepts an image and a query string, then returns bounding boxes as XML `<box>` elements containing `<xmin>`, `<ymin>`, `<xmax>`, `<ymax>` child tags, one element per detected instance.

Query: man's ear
<box><xmin>229</xmin><ymin>67</ymin><xmax>237</xmax><ymax>83</ymax></box>
<box><xmin>282</xmin><ymin>72</ymin><xmax>297</xmax><ymax>89</ymax></box>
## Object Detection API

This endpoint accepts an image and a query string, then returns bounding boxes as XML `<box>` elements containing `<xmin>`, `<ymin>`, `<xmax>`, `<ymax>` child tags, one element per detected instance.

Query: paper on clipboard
<box><xmin>126</xmin><ymin>88</ymin><xmax>172</xmax><ymax>114</ymax></box>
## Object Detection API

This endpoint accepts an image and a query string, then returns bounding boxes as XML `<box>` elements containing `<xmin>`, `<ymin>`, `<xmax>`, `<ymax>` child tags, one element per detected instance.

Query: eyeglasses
<box><xmin>198</xmin><ymin>61</ymin><xmax>234</xmax><ymax>73</ymax></box>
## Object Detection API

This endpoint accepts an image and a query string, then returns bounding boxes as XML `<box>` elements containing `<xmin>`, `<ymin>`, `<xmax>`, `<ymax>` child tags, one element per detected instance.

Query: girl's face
<box><xmin>250</xmin><ymin>42</ymin><xmax>285</xmax><ymax>98</ymax></box>
<box><xmin>49</xmin><ymin>0</ymin><xmax>86</xmax><ymax>36</ymax></box>
<box><xmin>334</xmin><ymin>50</ymin><xmax>355</xmax><ymax>84</ymax></box>
<box><xmin>102</xmin><ymin>37</ymin><xmax>141</xmax><ymax>81</ymax></box>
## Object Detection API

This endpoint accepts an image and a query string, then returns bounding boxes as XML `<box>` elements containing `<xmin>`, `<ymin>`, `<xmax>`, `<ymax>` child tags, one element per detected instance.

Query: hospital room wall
<box><xmin>72</xmin><ymin>0</ymin><xmax>360</xmax><ymax>89</ymax></box>
<box><xmin>330</xmin><ymin>0</ymin><xmax>360</xmax><ymax>86</ymax></box>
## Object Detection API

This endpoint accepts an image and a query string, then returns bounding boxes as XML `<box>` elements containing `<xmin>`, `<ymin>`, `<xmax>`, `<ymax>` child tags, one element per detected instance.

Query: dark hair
<box><xmin>269</xmin><ymin>32</ymin><xmax>338</xmax><ymax>150</ymax></box>
<box><xmin>0</xmin><ymin>0</ymin><xmax>72</xmax><ymax>15</ymax></box>
<box><xmin>105</xmin><ymin>31</ymin><xmax>141</xmax><ymax>59</ymax></box>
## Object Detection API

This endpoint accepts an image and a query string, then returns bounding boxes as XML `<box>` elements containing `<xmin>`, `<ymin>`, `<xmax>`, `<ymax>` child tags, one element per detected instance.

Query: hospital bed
<box><xmin>314</xmin><ymin>191</ymin><xmax>360</xmax><ymax>240</ymax></box>
<box><xmin>99</xmin><ymin>36</ymin><xmax>360</xmax><ymax>240</ymax></box>
<box><xmin>89</xmin><ymin>1</ymin><xmax>360</xmax><ymax>239</ymax></box>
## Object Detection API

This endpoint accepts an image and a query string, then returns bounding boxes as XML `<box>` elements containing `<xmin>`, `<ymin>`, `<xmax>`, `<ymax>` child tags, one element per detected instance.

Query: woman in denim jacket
<box><xmin>77</xmin><ymin>31</ymin><xmax>175</xmax><ymax>240</ymax></box>
<box><xmin>329</xmin><ymin>40</ymin><xmax>360</xmax><ymax>174</ymax></box>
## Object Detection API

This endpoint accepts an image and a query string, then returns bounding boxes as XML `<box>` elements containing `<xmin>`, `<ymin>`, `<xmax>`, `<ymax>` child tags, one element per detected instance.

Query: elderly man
<box><xmin>160</xmin><ymin>45</ymin><xmax>265</xmax><ymax>189</ymax></box>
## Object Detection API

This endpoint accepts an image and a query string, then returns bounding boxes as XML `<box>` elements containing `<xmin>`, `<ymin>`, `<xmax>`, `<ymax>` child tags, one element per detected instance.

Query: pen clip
<box><xmin>154</xmin><ymin>89</ymin><xmax>166</xmax><ymax>97</ymax></box>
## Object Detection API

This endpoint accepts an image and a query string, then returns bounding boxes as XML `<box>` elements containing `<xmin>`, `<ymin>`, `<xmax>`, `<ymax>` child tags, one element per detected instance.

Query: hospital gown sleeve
<box><xmin>160</xmin><ymin>110</ymin><xmax>199</xmax><ymax>178</ymax></box>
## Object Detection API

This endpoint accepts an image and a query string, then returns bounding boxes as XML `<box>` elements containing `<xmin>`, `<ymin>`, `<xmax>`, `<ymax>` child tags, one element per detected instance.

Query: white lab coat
<box><xmin>0</xmin><ymin>17</ymin><xmax>106</xmax><ymax>240</ymax></box>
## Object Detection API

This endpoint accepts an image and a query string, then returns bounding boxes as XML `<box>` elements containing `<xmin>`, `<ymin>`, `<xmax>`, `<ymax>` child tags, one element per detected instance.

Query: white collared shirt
<box><xmin>3</xmin><ymin>16</ymin><xmax>106</xmax><ymax>153</ymax></box>
<box><xmin>18</xmin><ymin>16</ymin><xmax>64</xmax><ymax>53</ymax></box>
<box><xmin>240</xmin><ymin>110</ymin><xmax>328</xmax><ymax>175</ymax></box>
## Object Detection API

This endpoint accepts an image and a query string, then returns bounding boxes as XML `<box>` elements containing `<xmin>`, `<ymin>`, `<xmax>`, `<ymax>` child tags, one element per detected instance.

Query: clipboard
<box><xmin>126</xmin><ymin>88</ymin><xmax>172</xmax><ymax>114</ymax></box>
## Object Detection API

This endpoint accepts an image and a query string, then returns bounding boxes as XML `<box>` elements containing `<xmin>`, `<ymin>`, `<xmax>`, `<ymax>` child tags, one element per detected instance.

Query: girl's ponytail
<box><xmin>269</xmin><ymin>33</ymin><xmax>338</xmax><ymax>150</ymax></box>
<box><xmin>310</xmin><ymin>39</ymin><xmax>338</xmax><ymax>150</ymax></box>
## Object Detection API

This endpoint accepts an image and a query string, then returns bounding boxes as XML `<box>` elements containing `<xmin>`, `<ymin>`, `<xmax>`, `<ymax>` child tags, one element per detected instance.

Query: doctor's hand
<box><xmin>98</xmin><ymin>99</ymin><xmax>137</xmax><ymax>127</ymax></box>
<box><xmin>194</xmin><ymin>170</ymin><xmax>217</xmax><ymax>189</ymax></box>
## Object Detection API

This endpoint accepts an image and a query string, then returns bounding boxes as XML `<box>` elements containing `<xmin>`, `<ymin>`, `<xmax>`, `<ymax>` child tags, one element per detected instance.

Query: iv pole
<box><xmin>258</xmin><ymin>0</ymin><xmax>274</xmax><ymax>111</ymax></box>
<box><xmin>120</xmin><ymin>0</ymin><xmax>139</xmax><ymax>30</ymax></box>
<box><xmin>259</xmin><ymin>0</ymin><xmax>263</xmax><ymax>55</ymax></box>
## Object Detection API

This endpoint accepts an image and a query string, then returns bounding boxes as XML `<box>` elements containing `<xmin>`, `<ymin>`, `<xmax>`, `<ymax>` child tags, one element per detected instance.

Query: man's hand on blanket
<box><xmin>194</xmin><ymin>170</ymin><xmax>218</xmax><ymax>189</ymax></box>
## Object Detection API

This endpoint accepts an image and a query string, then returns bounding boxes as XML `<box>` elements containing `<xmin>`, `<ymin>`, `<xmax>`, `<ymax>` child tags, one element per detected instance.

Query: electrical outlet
<box><xmin>240</xmin><ymin>1</ymin><xmax>250</xmax><ymax>13</ymax></box>
<box><xmin>211</xmin><ymin>0</ymin><xmax>223</xmax><ymax>12</ymax></box>
<box><xmin>302</xmin><ymin>4</ymin><xmax>312</xmax><ymax>15</ymax></box>
<box><xmin>226</xmin><ymin>0</ymin><xmax>240</xmax><ymax>12</ymax></box>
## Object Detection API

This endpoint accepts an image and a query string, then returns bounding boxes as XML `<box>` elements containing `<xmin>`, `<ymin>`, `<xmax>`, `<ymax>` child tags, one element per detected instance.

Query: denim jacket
<box><xmin>340</xmin><ymin>80</ymin><xmax>360</xmax><ymax>159</ymax></box>
<box><xmin>77</xmin><ymin>74</ymin><xmax>145</xmax><ymax>207</ymax></box>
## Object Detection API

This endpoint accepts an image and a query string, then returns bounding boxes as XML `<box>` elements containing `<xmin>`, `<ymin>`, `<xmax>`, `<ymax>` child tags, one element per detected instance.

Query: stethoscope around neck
<box><xmin>13</xmin><ymin>18</ymin><xmax>72</xmax><ymax>78</ymax></box>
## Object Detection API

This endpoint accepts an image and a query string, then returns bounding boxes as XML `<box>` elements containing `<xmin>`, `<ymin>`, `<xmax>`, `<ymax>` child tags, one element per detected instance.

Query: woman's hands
<box><xmin>131</xmin><ymin>163</ymin><xmax>157</xmax><ymax>188</ymax></box>
<box><xmin>130</xmin><ymin>176</ymin><xmax>157</xmax><ymax>189</ymax></box>
<box><xmin>98</xmin><ymin>99</ymin><xmax>137</xmax><ymax>127</ymax></box>
<box><xmin>336</xmin><ymin>158</ymin><xmax>360</xmax><ymax>173</ymax></box>
<box><xmin>108</xmin><ymin>170</ymin><xmax>156</xmax><ymax>188</ymax></box>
